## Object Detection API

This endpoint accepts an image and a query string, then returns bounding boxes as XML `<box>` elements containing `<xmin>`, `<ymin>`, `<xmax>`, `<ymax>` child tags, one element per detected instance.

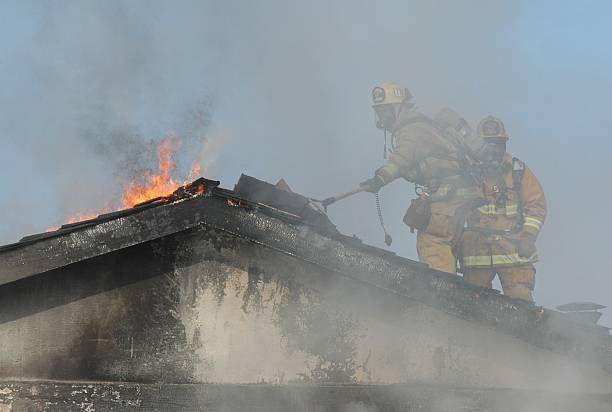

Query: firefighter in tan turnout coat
<box><xmin>460</xmin><ymin>116</ymin><xmax>546</xmax><ymax>301</ymax></box>
<box><xmin>361</xmin><ymin>81</ymin><xmax>483</xmax><ymax>274</ymax></box>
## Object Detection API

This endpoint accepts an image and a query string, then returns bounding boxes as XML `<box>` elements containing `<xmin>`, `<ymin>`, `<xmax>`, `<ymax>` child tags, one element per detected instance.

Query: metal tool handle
<box><xmin>321</xmin><ymin>186</ymin><xmax>366</xmax><ymax>207</ymax></box>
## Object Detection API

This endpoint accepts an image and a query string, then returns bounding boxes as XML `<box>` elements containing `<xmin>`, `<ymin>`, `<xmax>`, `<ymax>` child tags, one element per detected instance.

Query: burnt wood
<box><xmin>1</xmin><ymin>180</ymin><xmax>611</xmax><ymax>373</ymax></box>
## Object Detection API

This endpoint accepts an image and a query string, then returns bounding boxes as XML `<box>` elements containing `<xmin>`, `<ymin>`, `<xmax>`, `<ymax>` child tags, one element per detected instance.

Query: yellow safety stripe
<box><xmin>523</xmin><ymin>216</ymin><xmax>543</xmax><ymax>231</ymax></box>
<box><xmin>462</xmin><ymin>253</ymin><xmax>537</xmax><ymax>267</ymax></box>
<box><xmin>492</xmin><ymin>253</ymin><xmax>536</xmax><ymax>265</ymax></box>
<box><xmin>477</xmin><ymin>203</ymin><xmax>519</xmax><ymax>216</ymax></box>
<box><xmin>462</xmin><ymin>255</ymin><xmax>492</xmax><ymax>267</ymax></box>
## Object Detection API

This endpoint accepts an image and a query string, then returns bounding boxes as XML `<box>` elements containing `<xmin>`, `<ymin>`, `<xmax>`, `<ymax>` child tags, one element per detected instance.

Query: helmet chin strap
<box><xmin>376</xmin><ymin>103</ymin><xmax>406</xmax><ymax>159</ymax></box>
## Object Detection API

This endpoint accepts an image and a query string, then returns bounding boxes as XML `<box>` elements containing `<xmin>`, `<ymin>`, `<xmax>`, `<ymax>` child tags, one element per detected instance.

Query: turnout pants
<box><xmin>462</xmin><ymin>264</ymin><xmax>535</xmax><ymax>302</ymax></box>
<box><xmin>417</xmin><ymin>231</ymin><xmax>458</xmax><ymax>274</ymax></box>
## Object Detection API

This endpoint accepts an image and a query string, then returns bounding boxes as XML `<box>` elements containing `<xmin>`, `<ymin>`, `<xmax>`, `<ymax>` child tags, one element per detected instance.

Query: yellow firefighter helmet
<box><xmin>477</xmin><ymin>115</ymin><xmax>509</xmax><ymax>141</ymax></box>
<box><xmin>371</xmin><ymin>81</ymin><xmax>412</xmax><ymax>107</ymax></box>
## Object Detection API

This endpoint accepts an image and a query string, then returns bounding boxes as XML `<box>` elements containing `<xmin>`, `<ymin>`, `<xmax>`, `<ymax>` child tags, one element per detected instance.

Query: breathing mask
<box><xmin>478</xmin><ymin>140</ymin><xmax>506</xmax><ymax>172</ymax></box>
<box><xmin>374</xmin><ymin>104</ymin><xmax>399</xmax><ymax>130</ymax></box>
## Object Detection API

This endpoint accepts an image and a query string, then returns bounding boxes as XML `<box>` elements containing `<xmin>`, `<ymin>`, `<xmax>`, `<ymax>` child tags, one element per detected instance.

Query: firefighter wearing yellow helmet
<box><xmin>459</xmin><ymin>116</ymin><xmax>547</xmax><ymax>301</ymax></box>
<box><xmin>361</xmin><ymin>81</ymin><xmax>483</xmax><ymax>274</ymax></box>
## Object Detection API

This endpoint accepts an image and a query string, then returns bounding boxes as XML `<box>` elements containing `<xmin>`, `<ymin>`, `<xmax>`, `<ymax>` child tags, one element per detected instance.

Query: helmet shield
<box><xmin>371</xmin><ymin>81</ymin><xmax>412</xmax><ymax>130</ymax></box>
<box><xmin>477</xmin><ymin>116</ymin><xmax>508</xmax><ymax>141</ymax></box>
<box><xmin>476</xmin><ymin>115</ymin><xmax>509</xmax><ymax>171</ymax></box>
<box><xmin>371</xmin><ymin>81</ymin><xmax>411</xmax><ymax>106</ymax></box>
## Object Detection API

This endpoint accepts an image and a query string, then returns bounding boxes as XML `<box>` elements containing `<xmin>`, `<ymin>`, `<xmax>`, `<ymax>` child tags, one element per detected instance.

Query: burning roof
<box><xmin>1</xmin><ymin>174</ymin><xmax>610</xmax><ymax>372</ymax></box>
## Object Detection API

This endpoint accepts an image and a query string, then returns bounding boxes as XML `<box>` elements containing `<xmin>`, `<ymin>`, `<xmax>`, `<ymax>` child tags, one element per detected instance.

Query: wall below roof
<box><xmin>1</xmin><ymin>381</ymin><xmax>612</xmax><ymax>412</ymax></box>
<box><xmin>0</xmin><ymin>224</ymin><xmax>611</xmax><ymax>395</ymax></box>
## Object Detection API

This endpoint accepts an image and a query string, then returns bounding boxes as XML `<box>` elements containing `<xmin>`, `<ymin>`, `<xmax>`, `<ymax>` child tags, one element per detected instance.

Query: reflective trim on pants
<box><xmin>462</xmin><ymin>253</ymin><xmax>536</xmax><ymax>268</ymax></box>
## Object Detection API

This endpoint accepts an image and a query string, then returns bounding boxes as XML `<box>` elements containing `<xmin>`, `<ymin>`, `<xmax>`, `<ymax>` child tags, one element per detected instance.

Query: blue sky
<box><xmin>1</xmin><ymin>0</ymin><xmax>611</xmax><ymax>324</ymax></box>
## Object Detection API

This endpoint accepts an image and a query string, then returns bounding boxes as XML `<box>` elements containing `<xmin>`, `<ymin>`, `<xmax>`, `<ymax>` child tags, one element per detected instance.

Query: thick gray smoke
<box><xmin>1</xmin><ymin>1</ymin><xmax>611</xmax><ymax>324</ymax></box>
<box><xmin>0</xmin><ymin>1</ymin><xmax>222</xmax><ymax>233</ymax></box>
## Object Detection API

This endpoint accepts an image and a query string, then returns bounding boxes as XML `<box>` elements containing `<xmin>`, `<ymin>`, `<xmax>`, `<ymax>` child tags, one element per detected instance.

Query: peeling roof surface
<box><xmin>1</xmin><ymin>175</ymin><xmax>611</xmax><ymax>372</ymax></box>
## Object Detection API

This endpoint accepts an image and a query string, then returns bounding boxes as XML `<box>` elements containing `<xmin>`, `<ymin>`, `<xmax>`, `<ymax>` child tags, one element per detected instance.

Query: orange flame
<box><xmin>65</xmin><ymin>212</ymin><xmax>103</xmax><ymax>224</ymax></box>
<box><xmin>121</xmin><ymin>138</ymin><xmax>181</xmax><ymax>208</ymax></box>
<box><xmin>187</xmin><ymin>161</ymin><xmax>201</xmax><ymax>182</ymax></box>
<box><xmin>47</xmin><ymin>135</ymin><xmax>201</xmax><ymax>232</ymax></box>
<box><xmin>46</xmin><ymin>210</ymin><xmax>105</xmax><ymax>232</ymax></box>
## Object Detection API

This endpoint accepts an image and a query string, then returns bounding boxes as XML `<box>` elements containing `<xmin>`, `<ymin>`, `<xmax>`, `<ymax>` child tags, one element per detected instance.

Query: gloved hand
<box><xmin>517</xmin><ymin>232</ymin><xmax>537</xmax><ymax>258</ymax></box>
<box><xmin>360</xmin><ymin>174</ymin><xmax>385</xmax><ymax>193</ymax></box>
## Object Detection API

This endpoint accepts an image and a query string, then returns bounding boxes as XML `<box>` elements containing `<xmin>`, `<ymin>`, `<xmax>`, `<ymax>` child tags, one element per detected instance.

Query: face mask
<box><xmin>373</xmin><ymin>104</ymin><xmax>397</xmax><ymax>130</ymax></box>
<box><xmin>478</xmin><ymin>141</ymin><xmax>506</xmax><ymax>171</ymax></box>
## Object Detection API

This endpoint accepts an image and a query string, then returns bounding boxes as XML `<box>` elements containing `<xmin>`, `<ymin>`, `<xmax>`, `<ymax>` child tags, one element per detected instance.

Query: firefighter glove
<box><xmin>517</xmin><ymin>232</ymin><xmax>537</xmax><ymax>258</ymax></box>
<box><xmin>360</xmin><ymin>174</ymin><xmax>385</xmax><ymax>193</ymax></box>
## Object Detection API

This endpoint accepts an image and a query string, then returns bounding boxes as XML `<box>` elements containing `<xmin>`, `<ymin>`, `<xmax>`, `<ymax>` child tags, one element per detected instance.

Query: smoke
<box><xmin>204</xmin><ymin>0</ymin><xmax>612</xmax><ymax>327</ymax></box>
<box><xmin>0</xmin><ymin>0</ymin><xmax>611</xmax><ymax>345</ymax></box>
<box><xmin>0</xmin><ymin>5</ymin><xmax>611</xmax><ymax>411</ymax></box>
<box><xmin>0</xmin><ymin>1</ymin><xmax>224</xmax><ymax>238</ymax></box>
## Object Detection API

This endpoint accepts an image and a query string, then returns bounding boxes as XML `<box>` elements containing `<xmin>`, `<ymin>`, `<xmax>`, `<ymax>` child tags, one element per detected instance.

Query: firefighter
<box><xmin>360</xmin><ymin>81</ymin><xmax>483</xmax><ymax>274</ymax></box>
<box><xmin>459</xmin><ymin>116</ymin><xmax>546</xmax><ymax>302</ymax></box>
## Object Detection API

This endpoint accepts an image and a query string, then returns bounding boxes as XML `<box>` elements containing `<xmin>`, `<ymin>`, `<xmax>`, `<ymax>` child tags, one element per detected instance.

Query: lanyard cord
<box><xmin>376</xmin><ymin>192</ymin><xmax>393</xmax><ymax>246</ymax></box>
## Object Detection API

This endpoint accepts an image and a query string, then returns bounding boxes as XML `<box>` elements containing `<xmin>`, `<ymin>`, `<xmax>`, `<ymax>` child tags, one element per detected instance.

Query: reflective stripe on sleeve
<box><xmin>523</xmin><ymin>216</ymin><xmax>543</xmax><ymax>231</ymax></box>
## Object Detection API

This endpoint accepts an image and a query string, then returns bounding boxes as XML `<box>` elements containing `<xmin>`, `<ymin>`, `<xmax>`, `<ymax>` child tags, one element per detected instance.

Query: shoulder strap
<box><xmin>512</xmin><ymin>157</ymin><xmax>525</xmax><ymax>171</ymax></box>
<box><xmin>512</xmin><ymin>157</ymin><xmax>525</xmax><ymax>187</ymax></box>
<box><xmin>512</xmin><ymin>157</ymin><xmax>526</xmax><ymax>229</ymax></box>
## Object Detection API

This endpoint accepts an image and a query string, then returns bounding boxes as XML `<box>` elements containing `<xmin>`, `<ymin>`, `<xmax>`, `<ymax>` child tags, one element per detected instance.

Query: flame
<box><xmin>188</xmin><ymin>161</ymin><xmax>201</xmax><ymax>182</ymax></box>
<box><xmin>121</xmin><ymin>138</ymin><xmax>181</xmax><ymax>208</ymax></box>
<box><xmin>65</xmin><ymin>212</ymin><xmax>103</xmax><ymax>224</ymax></box>
<box><xmin>47</xmin><ymin>135</ymin><xmax>201</xmax><ymax>232</ymax></box>
<box><xmin>46</xmin><ymin>211</ymin><xmax>103</xmax><ymax>232</ymax></box>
